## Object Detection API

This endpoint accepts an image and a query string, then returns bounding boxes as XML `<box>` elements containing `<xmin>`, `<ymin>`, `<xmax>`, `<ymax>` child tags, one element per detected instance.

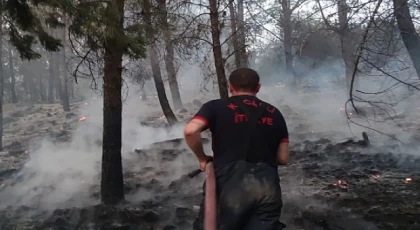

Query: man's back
<box><xmin>192</xmin><ymin>95</ymin><xmax>288</xmax><ymax>230</ymax></box>
<box><xmin>193</xmin><ymin>95</ymin><xmax>288</xmax><ymax>168</ymax></box>
<box><xmin>185</xmin><ymin>68</ymin><xmax>289</xmax><ymax>230</ymax></box>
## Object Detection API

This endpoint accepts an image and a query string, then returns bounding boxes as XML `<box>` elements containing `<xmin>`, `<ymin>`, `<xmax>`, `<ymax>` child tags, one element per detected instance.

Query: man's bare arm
<box><xmin>184</xmin><ymin>119</ymin><xmax>208</xmax><ymax>162</ymax></box>
<box><xmin>277</xmin><ymin>142</ymin><xmax>289</xmax><ymax>165</ymax></box>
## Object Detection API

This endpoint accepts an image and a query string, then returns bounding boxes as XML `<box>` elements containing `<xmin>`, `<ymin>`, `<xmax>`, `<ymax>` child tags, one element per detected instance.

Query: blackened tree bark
<box><xmin>209</xmin><ymin>0</ymin><xmax>229</xmax><ymax>99</ymax></box>
<box><xmin>393</xmin><ymin>0</ymin><xmax>420</xmax><ymax>79</ymax></box>
<box><xmin>48</xmin><ymin>51</ymin><xmax>55</xmax><ymax>103</ymax></box>
<box><xmin>143</xmin><ymin>0</ymin><xmax>178</xmax><ymax>125</ymax></box>
<box><xmin>157</xmin><ymin>0</ymin><xmax>183</xmax><ymax>110</ymax></box>
<box><xmin>8</xmin><ymin>47</ymin><xmax>17</xmax><ymax>103</ymax></box>
<box><xmin>228</xmin><ymin>0</ymin><xmax>241</xmax><ymax>69</ymax></box>
<box><xmin>60</xmin><ymin>16</ymin><xmax>70</xmax><ymax>112</ymax></box>
<box><xmin>101</xmin><ymin>0</ymin><xmax>125</xmax><ymax>205</ymax></box>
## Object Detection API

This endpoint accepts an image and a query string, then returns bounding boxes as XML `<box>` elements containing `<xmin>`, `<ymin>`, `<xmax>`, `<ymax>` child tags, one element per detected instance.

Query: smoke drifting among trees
<box><xmin>0</xmin><ymin>0</ymin><xmax>418</xmax><ymax>229</ymax></box>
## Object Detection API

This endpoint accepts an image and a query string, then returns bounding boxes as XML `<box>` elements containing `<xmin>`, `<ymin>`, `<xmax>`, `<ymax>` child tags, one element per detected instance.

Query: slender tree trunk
<box><xmin>228</xmin><ymin>0</ymin><xmax>241</xmax><ymax>69</ymax></box>
<box><xmin>236</xmin><ymin>0</ymin><xmax>247</xmax><ymax>67</ymax></box>
<box><xmin>143</xmin><ymin>0</ymin><xmax>178</xmax><ymax>125</ymax></box>
<box><xmin>393</xmin><ymin>0</ymin><xmax>420</xmax><ymax>79</ymax></box>
<box><xmin>337</xmin><ymin>0</ymin><xmax>355</xmax><ymax>89</ymax></box>
<box><xmin>39</xmin><ymin>74</ymin><xmax>46</xmax><ymax>102</ymax></box>
<box><xmin>141</xmin><ymin>81</ymin><xmax>147</xmax><ymax>101</ymax></box>
<box><xmin>30</xmin><ymin>76</ymin><xmax>37</xmax><ymax>103</ymax></box>
<box><xmin>0</xmin><ymin>11</ymin><xmax>4</xmax><ymax>151</ymax></box>
<box><xmin>157</xmin><ymin>0</ymin><xmax>183</xmax><ymax>110</ymax></box>
<box><xmin>54</xmin><ymin>52</ymin><xmax>62</xmax><ymax>100</ymax></box>
<box><xmin>69</xmin><ymin>78</ymin><xmax>74</xmax><ymax>98</ymax></box>
<box><xmin>8</xmin><ymin>47</ymin><xmax>17</xmax><ymax>103</ymax></box>
<box><xmin>209</xmin><ymin>0</ymin><xmax>229</xmax><ymax>98</ymax></box>
<box><xmin>61</xmin><ymin>17</ymin><xmax>70</xmax><ymax>112</ymax></box>
<box><xmin>48</xmin><ymin>52</ymin><xmax>55</xmax><ymax>103</ymax></box>
<box><xmin>101</xmin><ymin>0</ymin><xmax>125</xmax><ymax>205</ymax></box>
<box><xmin>280</xmin><ymin>0</ymin><xmax>294</xmax><ymax>82</ymax></box>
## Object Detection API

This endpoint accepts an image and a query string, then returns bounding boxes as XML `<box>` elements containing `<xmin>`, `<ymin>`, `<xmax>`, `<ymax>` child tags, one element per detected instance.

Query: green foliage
<box><xmin>125</xmin><ymin>23</ymin><xmax>147</xmax><ymax>59</ymax></box>
<box><xmin>2</xmin><ymin>0</ymin><xmax>63</xmax><ymax>60</ymax></box>
<box><xmin>63</xmin><ymin>0</ymin><xmax>146</xmax><ymax>59</ymax></box>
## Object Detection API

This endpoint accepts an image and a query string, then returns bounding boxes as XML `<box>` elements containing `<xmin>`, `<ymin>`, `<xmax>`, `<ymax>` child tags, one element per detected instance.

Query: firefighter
<box><xmin>184</xmin><ymin>68</ymin><xmax>289</xmax><ymax>230</ymax></box>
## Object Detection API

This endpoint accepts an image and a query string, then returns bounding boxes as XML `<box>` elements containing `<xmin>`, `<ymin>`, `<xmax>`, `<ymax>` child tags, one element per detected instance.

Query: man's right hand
<box><xmin>199</xmin><ymin>155</ymin><xmax>213</xmax><ymax>171</ymax></box>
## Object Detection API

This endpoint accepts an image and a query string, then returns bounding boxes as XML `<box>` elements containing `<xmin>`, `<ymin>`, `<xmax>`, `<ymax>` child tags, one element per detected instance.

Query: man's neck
<box><xmin>231</xmin><ymin>92</ymin><xmax>256</xmax><ymax>97</ymax></box>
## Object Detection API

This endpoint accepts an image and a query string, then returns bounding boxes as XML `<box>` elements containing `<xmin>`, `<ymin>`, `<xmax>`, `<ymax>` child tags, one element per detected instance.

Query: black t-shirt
<box><xmin>193</xmin><ymin>95</ymin><xmax>289</xmax><ymax>168</ymax></box>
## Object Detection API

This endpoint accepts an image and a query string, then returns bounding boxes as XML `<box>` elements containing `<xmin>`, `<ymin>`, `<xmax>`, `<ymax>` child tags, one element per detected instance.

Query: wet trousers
<box><xmin>193</xmin><ymin>161</ymin><xmax>286</xmax><ymax>230</ymax></box>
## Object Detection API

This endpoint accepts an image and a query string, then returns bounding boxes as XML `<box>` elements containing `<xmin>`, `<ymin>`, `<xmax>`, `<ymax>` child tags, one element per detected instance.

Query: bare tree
<box><xmin>228</xmin><ymin>0</ymin><xmax>241</xmax><ymax>68</ymax></box>
<box><xmin>337</xmin><ymin>0</ymin><xmax>355</xmax><ymax>89</ymax></box>
<box><xmin>317</xmin><ymin>0</ymin><xmax>357</xmax><ymax>89</ymax></box>
<box><xmin>143</xmin><ymin>0</ymin><xmax>178</xmax><ymax>125</ymax></box>
<box><xmin>280</xmin><ymin>0</ymin><xmax>293</xmax><ymax>77</ymax></box>
<box><xmin>237</xmin><ymin>0</ymin><xmax>248</xmax><ymax>67</ymax></box>
<box><xmin>157</xmin><ymin>0</ymin><xmax>184</xmax><ymax>110</ymax></box>
<box><xmin>209</xmin><ymin>0</ymin><xmax>229</xmax><ymax>98</ymax></box>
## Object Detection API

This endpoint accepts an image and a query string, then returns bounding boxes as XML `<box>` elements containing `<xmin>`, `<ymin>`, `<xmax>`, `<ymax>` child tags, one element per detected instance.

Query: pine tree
<box><xmin>0</xmin><ymin>0</ymin><xmax>63</xmax><ymax>150</ymax></box>
<box><xmin>54</xmin><ymin>0</ymin><xmax>146</xmax><ymax>205</ymax></box>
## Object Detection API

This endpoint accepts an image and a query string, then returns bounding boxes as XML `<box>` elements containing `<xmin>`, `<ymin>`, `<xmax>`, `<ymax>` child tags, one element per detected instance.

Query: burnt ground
<box><xmin>0</xmin><ymin>102</ymin><xmax>419</xmax><ymax>229</ymax></box>
<box><xmin>280</xmin><ymin>138</ymin><xmax>420</xmax><ymax>230</ymax></box>
<box><xmin>0</xmin><ymin>136</ymin><xmax>419</xmax><ymax>230</ymax></box>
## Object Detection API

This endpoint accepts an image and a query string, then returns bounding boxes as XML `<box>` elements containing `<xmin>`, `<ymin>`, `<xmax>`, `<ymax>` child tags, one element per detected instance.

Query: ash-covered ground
<box><xmin>0</xmin><ymin>89</ymin><xmax>419</xmax><ymax>230</ymax></box>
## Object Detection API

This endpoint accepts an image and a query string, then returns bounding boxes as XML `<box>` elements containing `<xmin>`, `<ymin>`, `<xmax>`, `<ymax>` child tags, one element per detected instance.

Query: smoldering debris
<box><xmin>0</xmin><ymin>136</ymin><xmax>419</xmax><ymax>229</ymax></box>
<box><xmin>280</xmin><ymin>138</ymin><xmax>420</xmax><ymax>230</ymax></box>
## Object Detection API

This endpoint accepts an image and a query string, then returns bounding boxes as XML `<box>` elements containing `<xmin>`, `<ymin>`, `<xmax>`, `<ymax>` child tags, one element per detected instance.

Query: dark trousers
<box><xmin>193</xmin><ymin>161</ymin><xmax>285</xmax><ymax>230</ymax></box>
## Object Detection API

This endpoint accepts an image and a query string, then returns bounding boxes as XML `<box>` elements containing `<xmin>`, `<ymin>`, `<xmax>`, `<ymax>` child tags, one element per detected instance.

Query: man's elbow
<box><xmin>184</xmin><ymin>125</ymin><xmax>199</xmax><ymax>137</ymax></box>
<box><xmin>278</xmin><ymin>157</ymin><xmax>289</xmax><ymax>165</ymax></box>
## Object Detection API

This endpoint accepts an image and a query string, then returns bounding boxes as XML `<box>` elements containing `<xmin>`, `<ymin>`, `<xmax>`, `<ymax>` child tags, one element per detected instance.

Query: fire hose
<box><xmin>188</xmin><ymin>162</ymin><xmax>217</xmax><ymax>230</ymax></box>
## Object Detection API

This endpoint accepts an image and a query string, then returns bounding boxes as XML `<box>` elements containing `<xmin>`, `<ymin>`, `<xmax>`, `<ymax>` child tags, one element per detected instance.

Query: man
<box><xmin>184</xmin><ymin>68</ymin><xmax>289</xmax><ymax>230</ymax></box>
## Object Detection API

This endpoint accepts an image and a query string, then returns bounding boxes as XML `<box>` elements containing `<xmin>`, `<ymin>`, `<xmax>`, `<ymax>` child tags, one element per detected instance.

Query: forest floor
<box><xmin>0</xmin><ymin>97</ymin><xmax>419</xmax><ymax>230</ymax></box>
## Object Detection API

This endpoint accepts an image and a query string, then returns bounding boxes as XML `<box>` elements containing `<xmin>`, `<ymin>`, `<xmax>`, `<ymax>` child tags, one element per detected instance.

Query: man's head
<box><xmin>228</xmin><ymin>68</ymin><xmax>261</xmax><ymax>96</ymax></box>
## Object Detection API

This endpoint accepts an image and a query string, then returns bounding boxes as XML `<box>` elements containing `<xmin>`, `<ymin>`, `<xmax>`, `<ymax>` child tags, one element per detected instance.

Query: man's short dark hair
<box><xmin>228</xmin><ymin>68</ymin><xmax>260</xmax><ymax>92</ymax></box>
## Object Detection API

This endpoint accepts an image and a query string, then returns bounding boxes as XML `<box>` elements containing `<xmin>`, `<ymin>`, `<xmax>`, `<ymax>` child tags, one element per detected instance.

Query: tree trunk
<box><xmin>8</xmin><ymin>47</ymin><xmax>17</xmax><ymax>103</ymax></box>
<box><xmin>0</xmin><ymin>12</ymin><xmax>4</xmax><ymax>151</ymax></box>
<box><xmin>100</xmin><ymin>0</ymin><xmax>125</xmax><ymax>205</ymax></box>
<box><xmin>39</xmin><ymin>74</ymin><xmax>46</xmax><ymax>102</ymax></box>
<box><xmin>228</xmin><ymin>0</ymin><xmax>241</xmax><ymax>69</ymax></box>
<box><xmin>393</xmin><ymin>0</ymin><xmax>420</xmax><ymax>79</ymax></box>
<box><xmin>209</xmin><ymin>0</ymin><xmax>229</xmax><ymax>98</ymax></box>
<box><xmin>48</xmin><ymin>52</ymin><xmax>55</xmax><ymax>103</ymax></box>
<box><xmin>30</xmin><ymin>76</ymin><xmax>37</xmax><ymax>103</ymax></box>
<box><xmin>157</xmin><ymin>0</ymin><xmax>183</xmax><ymax>110</ymax></box>
<box><xmin>236</xmin><ymin>0</ymin><xmax>248</xmax><ymax>67</ymax></box>
<box><xmin>280</xmin><ymin>0</ymin><xmax>294</xmax><ymax>82</ymax></box>
<box><xmin>337</xmin><ymin>0</ymin><xmax>355</xmax><ymax>89</ymax></box>
<box><xmin>54</xmin><ymin>51</ymin><xmax>62</xmax><ymax>100</ymax></box>
<box><xmin>69</xmin><ymin>78</ymin><xmax>74</xmax><ymax>98</ymax></box>
<box><xmin>141</xmin><ymin>81</ymin><xmax>147</xmax><ymax>101</ymax></box>
<box><xmin>143</xmin><ymin>0</ymin><xmax>178</xmax><ymax>125</ymax></box>
<box><xmin>60</xmin><ymin>17</ymin><xmax>70</xmax><ymax>112</ymax></box>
